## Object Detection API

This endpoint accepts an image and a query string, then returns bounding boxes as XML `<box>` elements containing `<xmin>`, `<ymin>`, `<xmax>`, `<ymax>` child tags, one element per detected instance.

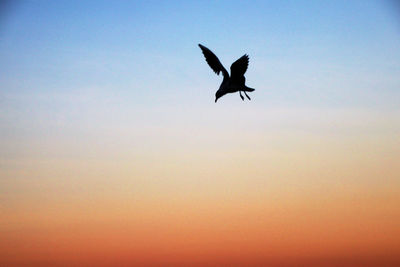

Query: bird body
<box><xmin>198</xmin><ymin>44</ymin><xmax>255</xmax><ymax>102</ymax></box>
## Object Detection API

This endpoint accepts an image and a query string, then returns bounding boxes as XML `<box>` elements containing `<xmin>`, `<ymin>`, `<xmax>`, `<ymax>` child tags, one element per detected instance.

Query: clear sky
<box><xmin>1</xmin><ymin>1</ymin><xmax>400</xmax><ymax>266</ymax></box>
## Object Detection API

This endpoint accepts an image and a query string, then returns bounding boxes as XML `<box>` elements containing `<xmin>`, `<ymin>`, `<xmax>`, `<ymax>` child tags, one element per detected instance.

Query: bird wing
<box><xmin>230</xmin><ymin>54</ymin><xmax>249</xmax><ymax>79</ymax></box>
<box><xmin>198</xmin><ymin>44</ymin><xmax>229</xmax><ymax>79</ymax></box>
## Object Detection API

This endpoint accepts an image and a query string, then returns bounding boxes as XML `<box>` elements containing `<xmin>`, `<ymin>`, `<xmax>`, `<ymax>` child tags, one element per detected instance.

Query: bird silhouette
<box><xmin>198</xmin><ymin>44</ymin><xmax>255</xmax><ymax>102</ymax></box>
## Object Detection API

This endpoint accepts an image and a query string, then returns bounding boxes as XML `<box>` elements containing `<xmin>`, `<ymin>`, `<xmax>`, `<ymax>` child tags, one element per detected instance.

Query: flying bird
<box><xmin>198</xmin><ymin>44</ymin><xmax>255</xmax><ymax>102</ymax></box>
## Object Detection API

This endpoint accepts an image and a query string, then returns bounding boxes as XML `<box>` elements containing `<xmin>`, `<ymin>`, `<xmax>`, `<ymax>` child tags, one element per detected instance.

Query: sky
<box><xmin>1</xmin><ymin>0</ymin><xmax>400</xmax><ymax>266</ymax></box>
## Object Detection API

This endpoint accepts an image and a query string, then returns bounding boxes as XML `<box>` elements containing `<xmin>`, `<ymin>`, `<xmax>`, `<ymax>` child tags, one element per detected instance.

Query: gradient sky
<box><xmin>1</xmin><ymin>1</ymin><xmax>400</xmax><ymax>266</ymax></box>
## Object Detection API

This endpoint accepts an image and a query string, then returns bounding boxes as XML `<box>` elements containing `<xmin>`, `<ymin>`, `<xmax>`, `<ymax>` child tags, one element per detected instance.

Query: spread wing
<box><xmin>198</xmin><ymin>44</ymin><xmax>229</xmax><ymax>79</ymax></box>
<box><xmin>230</xmin><ymin>54</ymin><xmax>249</xmax><ymax>80</ymax></box>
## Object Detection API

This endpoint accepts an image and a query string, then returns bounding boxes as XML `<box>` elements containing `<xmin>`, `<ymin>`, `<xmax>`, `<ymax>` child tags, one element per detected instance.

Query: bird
<box><xmin>198</xmin><ymin>44</ymin><xmax>255</xmax><ymax>102</ymax></box>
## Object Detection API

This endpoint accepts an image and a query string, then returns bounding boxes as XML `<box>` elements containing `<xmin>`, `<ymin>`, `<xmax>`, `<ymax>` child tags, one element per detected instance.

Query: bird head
<box><xmin>215</xmin><ymin>91</ymin><xmax>223</xmax><ymax>103</ymax></box>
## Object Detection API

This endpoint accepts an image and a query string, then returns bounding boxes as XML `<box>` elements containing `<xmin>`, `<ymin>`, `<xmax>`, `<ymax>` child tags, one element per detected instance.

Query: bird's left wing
<box><xmin>198</xmin><ymin>44</ymin><xmax>229</xmax><ymax>79</ymax></box>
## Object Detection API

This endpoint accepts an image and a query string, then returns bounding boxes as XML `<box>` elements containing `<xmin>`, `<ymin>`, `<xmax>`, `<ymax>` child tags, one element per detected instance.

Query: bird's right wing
<box><xmin>230</xmin><ymin>54</ymin><xmax>249</xmax><ymax>79</ymax></box>
<box><xmin>198</xmin><ymin>44</ymin><xmax>229</xmax><ymax>79</ymax></box>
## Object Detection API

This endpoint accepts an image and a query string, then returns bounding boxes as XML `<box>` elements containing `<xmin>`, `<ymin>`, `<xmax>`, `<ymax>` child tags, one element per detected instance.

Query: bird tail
<box><xmin>245</xmin><ymin>86</ymin><xmax>255</xmax><ymax>92</ymax></box>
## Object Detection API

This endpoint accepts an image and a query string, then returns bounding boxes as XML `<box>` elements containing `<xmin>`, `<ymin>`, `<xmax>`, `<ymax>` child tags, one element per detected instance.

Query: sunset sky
<box><xmin>1</xmin><ymin>0</ymin><xmax>400</xmax><ymax>266</ymax></box>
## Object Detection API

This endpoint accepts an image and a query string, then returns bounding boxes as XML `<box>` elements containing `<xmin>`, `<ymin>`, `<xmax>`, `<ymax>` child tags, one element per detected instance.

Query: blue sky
<box><xmin>1</xmin><ymin>0</ymin><xmax>399</xmax><ymax>108</ymax></box>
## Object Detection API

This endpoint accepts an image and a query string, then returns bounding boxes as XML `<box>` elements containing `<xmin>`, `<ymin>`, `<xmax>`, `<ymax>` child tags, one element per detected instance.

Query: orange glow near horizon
<box><xmin>1</xmin><ymin>137</ymin><xmax>400</xmax><ymax>266</ymax></box>
<box><xmin>1</xmin><ymin>191</ymin><xmax>399</xmax><ymax>266</ymax></box>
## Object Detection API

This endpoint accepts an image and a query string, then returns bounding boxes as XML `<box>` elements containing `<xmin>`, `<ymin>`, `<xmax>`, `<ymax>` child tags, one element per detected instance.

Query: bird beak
<box><xmin>215</xmin><ymin>98</ymin><xmax>218</xmax><ymax>103</ymax></box>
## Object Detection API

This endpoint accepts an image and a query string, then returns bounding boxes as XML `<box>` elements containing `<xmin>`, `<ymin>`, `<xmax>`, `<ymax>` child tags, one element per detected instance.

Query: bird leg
<box><xmin>244</xmin><ymin>91</ymin><xmax>251</xmax><ymax>100</ymax></box>
<box><xmin>239</xmin><ymin>91</ymin><xmax>244</xmax><ymax>101</ymax></box>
